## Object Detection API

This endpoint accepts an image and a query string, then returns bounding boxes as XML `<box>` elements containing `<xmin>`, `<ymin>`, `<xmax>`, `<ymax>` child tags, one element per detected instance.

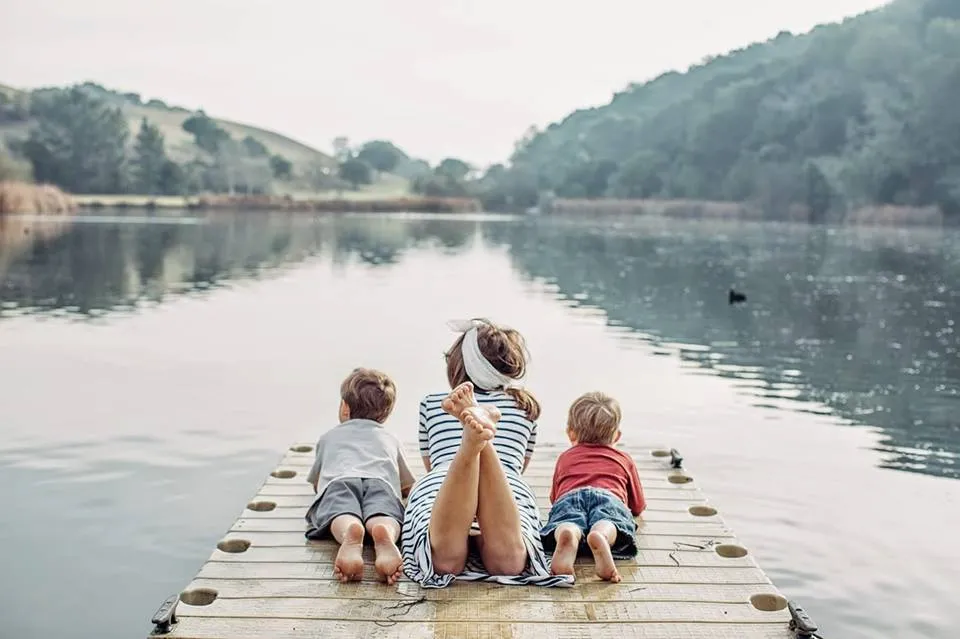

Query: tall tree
<box><xmin>132</xmin><ymin>118</ymin><xmax>168</xmax><ymax>194</ymax></box>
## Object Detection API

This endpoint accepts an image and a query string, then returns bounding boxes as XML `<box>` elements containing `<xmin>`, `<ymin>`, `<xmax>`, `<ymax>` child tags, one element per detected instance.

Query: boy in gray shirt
<box><xmin>305</xmin><ymin>368</ymin><xmax>415</xmax><ymax>585</ymax></box>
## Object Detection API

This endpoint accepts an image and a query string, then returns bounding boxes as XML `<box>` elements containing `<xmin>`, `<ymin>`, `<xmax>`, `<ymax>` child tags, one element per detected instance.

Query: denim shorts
<box><xmin>540</xmin><ymin>487</ymin><xmax>638</xmax><ymax>559</ymax></box>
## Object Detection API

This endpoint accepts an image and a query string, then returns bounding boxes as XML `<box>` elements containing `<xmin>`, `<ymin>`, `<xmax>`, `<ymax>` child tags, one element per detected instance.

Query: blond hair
<box><xmin>444</xmin><ymin>318</ymin><xmax>541</xmax><ymax>421</ymax></box>
<box><xmin>340</xmin><ymin>368</ymin><xmax>396</xmax><ymax>423</ymax></box>
<box><xmin>568</xmin><ymin>392</ymin><xmax>621</xmax><ymax>444</ymax></box>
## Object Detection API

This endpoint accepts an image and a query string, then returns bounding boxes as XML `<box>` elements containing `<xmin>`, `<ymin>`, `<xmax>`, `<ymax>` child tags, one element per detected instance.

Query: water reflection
<box><xmin>0</xmin><ymin>212</ymin><xmax>477</xmax><ymax>319</ymax></box>
<box><xmin>3</xmin><ymin>213</ymin><xmax>958</xmax><ymax>481</ymax></box>
<box><xmin>482</xmin><ymin>218</ymin><xmax>960</xmax><ymax>480</ymax></box>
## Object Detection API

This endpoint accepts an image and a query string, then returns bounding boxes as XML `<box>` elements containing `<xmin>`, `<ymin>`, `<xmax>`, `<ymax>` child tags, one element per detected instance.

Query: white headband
<box><xmin>447</xmin><ymin>319</ymin><xmax>523</xmax><ymax>391</ymax></box>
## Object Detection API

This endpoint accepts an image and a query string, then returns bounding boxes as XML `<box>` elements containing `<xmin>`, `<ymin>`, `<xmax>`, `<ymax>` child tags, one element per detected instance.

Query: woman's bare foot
<box><xmin>550</xmin><ymin>526</ymin><xmax>580</xmax><ymax>577</ymax></box>
<box><xmin>371</xmin><ymin>523</ymin><xmax>403</xmax><ymax>585</ymax></box>
<box><xmin>443</xmin><ymin>382</ymin><xmax>497</xmax><ymax>454</ymax></box>
<box><xmin>587</xmin><ymin>530</ymin><xmax>621</xmax><ymax>583</ymax></box>
<box><xmin>333</xmin><ymin>521</ymin><xmax>365</xmax><ymax>583</ymax></box>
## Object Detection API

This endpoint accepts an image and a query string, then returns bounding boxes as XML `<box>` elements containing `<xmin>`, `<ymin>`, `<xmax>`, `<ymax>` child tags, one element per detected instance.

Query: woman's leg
<box><xmin>475</xmin><ymin>440</ymin><xmax>528</xmax><ymax>575</ymax></box>
<box><xmin>428</xmin><ymin>383</ymin><xmax>494</xmax><ymax>575</ymax></box>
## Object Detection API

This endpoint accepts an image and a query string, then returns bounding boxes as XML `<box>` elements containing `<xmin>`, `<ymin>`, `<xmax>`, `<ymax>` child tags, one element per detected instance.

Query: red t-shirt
<box><xmin>550</xmin><ymin>443</ymin><xmax>647</xmax><ymax>516</ymax></box>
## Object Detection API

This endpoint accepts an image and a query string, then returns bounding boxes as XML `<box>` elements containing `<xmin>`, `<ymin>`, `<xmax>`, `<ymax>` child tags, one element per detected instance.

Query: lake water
<box><xmin>1</xmin><ymin>211</ymin><xmax>958</xmax><ymax>639</ymax></box>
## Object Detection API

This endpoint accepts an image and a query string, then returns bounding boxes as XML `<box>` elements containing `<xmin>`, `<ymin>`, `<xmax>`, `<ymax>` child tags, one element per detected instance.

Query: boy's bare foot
<box><xmin>550</xmin><ymin>526</ymin><xmax>579</xmax><ymax>577</ymax></box>
<box><xmin>371</xmin><ymin>523</ymin><xmax>404</xmax><ymax>585</ymax></box>
<box><xmin>587</xmin><ymin>530</ymin><xmax>621</xmax><ymax>583</ymax></box>
<box><xmin>443</xmin><ymin>382</ymin><xmax>498</xmax><ymax>454</ymax></box>
<box><xmin>333</xmin><ymin>521</ymin><xmax>365</xmax><ymax>583</ymax></box>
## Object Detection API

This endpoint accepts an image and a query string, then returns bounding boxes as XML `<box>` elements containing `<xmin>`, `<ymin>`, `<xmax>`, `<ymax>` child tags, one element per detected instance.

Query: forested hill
<box><xmin>0</xmin><ymin>83</ymin><xmax>416</xmax><ymax>198</ymax></box>
<box><xmin>485</xmin><ymin>0</ymin><xmax>960</xmax><ymax>218</ymax></box>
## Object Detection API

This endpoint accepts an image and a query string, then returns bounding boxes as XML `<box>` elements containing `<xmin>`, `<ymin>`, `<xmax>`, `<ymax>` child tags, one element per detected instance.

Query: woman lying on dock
<box><xmin>400</xmin><ymin>319</ymin><xmax>574</xmax><ymax>587</ymax></box>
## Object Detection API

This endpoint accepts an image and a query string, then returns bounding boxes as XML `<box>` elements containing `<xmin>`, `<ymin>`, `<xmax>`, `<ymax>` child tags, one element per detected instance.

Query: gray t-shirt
<box><xmin>306</xmin><ymin>418</ymin><xmax>415</xmax><ymax>499</ymax></box>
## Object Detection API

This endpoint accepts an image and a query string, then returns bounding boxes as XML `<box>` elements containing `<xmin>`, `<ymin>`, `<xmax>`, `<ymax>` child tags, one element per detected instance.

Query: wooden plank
<box><xmin>203</xmin><ymin>546</ymin><xmax>757</xmax><ymax>569</ymax></box>
<box><xmin>241</xmin><ymin>493</ymin><xmax>710</xmax><ymax>512</ymax></box>
<box><xmin>164</xmin><ymin>618</ymin><xmax>793</xmax><ymax>639</ymax></box>
<box><xmin>229</xmin><ymin>517</ymin><xmax>734</xmax><ymax>537</ymax></box>
<box><xmin>151</xmin><ymin>441</ymin><xmax>793</xmax><ymax>639</ymax></box>
<box><xmin>237</xmin><ymin>505</ymin><xmax>720</xmax><ymax>524</ymax></box>
<box><xmin>276</xmin><ymin>457</ymin><xmax>685</xmax><ymax>473</ymax></box>
<box><xmin>195</xmin><ymin>561</ymin><xmax>772</xmax><ymax>585</ymax></box>
<box><xmin>261</xmin><ymin>471</ymin><xmax>698</xmax><ymax>485</ymax></box>
<box><xmin>215</xmin><ymin>531</ymin><xmax>738</xmax><ymax>552</ymax></box>
<box><xmin>282</xmin><ymin>446</ymin><xmax>680</xmax><ymax>464</ymax></box>
<box><xmin>254</xmin><ymin>484</ymin><xmax>702</xmax><ymax>499</ymax></box>
<box><xmin>185</xmin><ymin>577</ymin><xmax>784</xmax><ymax>604</ymax></box>
<box><xmin>175</xmin><ymin>597</ymin><xmax>789</xmax><ymax>624</ymax></box>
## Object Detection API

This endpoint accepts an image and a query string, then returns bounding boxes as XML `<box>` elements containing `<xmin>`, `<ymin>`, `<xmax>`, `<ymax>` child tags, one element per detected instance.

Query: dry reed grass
<box><xmin>0</xmin><ymin>181</ymin><xmax>77</xmax><ymax>215</ymax></box>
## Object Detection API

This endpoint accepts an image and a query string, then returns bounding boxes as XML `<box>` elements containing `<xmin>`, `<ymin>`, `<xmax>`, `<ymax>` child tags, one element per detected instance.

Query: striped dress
<box><xmin>400</xmin><ymin>390</ymin><xmax>573</xmax><ymax>588</ymax></box>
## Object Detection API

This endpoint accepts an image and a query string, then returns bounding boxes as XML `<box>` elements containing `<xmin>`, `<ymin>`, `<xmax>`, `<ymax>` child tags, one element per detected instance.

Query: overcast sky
<box><xmin>2</xmin><ymin>0</ymin><xmax>888</xmax><ymax>166</ymax></box>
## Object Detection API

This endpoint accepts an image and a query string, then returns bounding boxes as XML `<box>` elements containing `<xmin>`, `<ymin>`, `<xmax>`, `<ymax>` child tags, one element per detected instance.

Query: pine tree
<box><xmin>133</xmin><ymin>118</ymin><xmax>168</xmax><ymax>194</ymax></box>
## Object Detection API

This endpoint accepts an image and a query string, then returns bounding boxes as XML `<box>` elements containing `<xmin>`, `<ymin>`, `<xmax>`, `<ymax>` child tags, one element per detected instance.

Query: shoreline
<box><xmin>543</xmin><ymin>197</ymin><xmax>949</xmax><ymax>227</ymax></box>
<box><xmin>17</xmin><ymin>192</ymin><xmax>953</xmax><ymax>227</ymax></box>
<box><xmin>73</xmin><ymin>193</ymin><xmax>482</xmax><ymax>214</ymax></box>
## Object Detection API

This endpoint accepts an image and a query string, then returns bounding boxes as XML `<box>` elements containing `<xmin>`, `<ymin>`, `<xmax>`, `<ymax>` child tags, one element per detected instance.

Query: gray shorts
<box><xmin>305</xmin><ymin>478</ymin><xmax>404</xmax><ymax>540</ymax></box>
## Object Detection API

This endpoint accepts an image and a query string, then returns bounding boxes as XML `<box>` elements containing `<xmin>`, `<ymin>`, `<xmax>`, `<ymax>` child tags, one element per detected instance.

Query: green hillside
<box><xmin>0</xmin><ymin>81</ymin><xmax>410</xmax><ymax>197</ymax></box>
<box><xmin>0</xmin><ymin>82</ymin><xmax>334</xmax><ymax>175</ymax></box>
<box><xmin>481</xmin><ymin>0</ymin><xmax>960</xmax><ymax>219</ymax></box>
<box><xmin>119</xmin><ymin>102</ymin><xmax>334</xmax><ymax>170</ymax></box>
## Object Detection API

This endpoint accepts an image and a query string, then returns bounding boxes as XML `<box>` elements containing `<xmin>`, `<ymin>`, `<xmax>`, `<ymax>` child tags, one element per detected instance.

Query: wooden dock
<box><xmin>150</xmin><ymin>442</ymin><xmax>807</xmax><ymax>638</ymax></box>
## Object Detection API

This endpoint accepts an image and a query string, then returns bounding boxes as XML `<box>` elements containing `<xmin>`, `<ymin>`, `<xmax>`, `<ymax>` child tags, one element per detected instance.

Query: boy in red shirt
<box><xmin>540</xmin><ymin>392</ymin><xmax>646</xmax><ymax>582</ymax></box>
